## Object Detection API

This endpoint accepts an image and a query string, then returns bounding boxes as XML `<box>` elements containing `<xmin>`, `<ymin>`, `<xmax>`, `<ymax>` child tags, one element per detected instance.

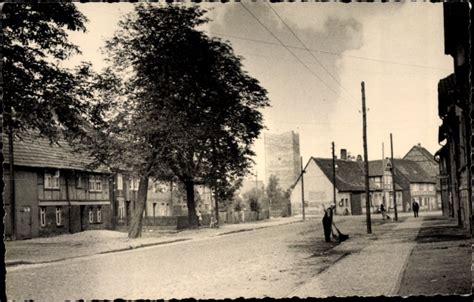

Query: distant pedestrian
<box><xmin>197</xmin><ymin>210</ymin><xmax>203</xmax><ymax>226</ymax></box>
<box><xmin>412</xmin><ymin>200</ymin><xmax>419</xmax><ymax>217</ymax></box>
<box><xmin>380</xmin><ymin>203</ymin><xmax>386</xmax><ymax>220</ymax></box>
<box><xmin>322</xmin><ymin>205</ymin><xmax>336</xmax><ymax>242</ymax></box>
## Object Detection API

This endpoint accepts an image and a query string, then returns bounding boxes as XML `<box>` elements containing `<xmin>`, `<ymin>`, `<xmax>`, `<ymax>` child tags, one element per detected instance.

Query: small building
<box><xmin>289</xmin><ymin>157</ymin><xmax>404</xmax><ymax>216</ymax></box>
<box><xmin>367</xmin><ymin>159</ymin><xmax>404</xmax><ymax>213</ymax></box>
<box><xmin>112</xmin><ymin>174</ymin><xmax>213</xmax><ymax>227</ymax></box>
<box><xmin>289</xmin><ymin>150</ymin><xmax>437</xmax><ymax>216</ymax></box>
<box><xmin>4</xmin><ymin>132</ymin><xmax>112</xmax><ymax>240</ymax></box>
<box><xmin>392</xmin><ymin>159</ymin><xmax>438</xmax><ymax>211</ymax></box>
<box><xmin>403</xmin><ymin>144</ymin><xmax>441</xmax><ymax>205</ymax></box>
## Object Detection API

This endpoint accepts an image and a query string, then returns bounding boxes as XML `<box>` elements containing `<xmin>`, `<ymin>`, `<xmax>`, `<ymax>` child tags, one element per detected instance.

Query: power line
<box><xmin>239</xmin><ymin>2</ymin><xmax>361</xmax><ymax>112</ymax></box>
<box><xmin>84</xmin><ymin>7</ymin><xmax>450</xmax><ymax>72</ymax></box>
<box><xmin>209</xmin><ymin>31</ymin><xmax>451</xmax><ymax>72</ymax></box>
<box><xmin>265</xmin><ymin>2</ymin><xmax>359</xmax><ymax>104</ymax></box>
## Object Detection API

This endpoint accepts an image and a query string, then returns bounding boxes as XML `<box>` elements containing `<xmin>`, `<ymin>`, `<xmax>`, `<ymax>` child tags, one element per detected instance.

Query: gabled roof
<box><xmin>367</xmin><ymin>159</ymin><xmax>393</xmax><ymax>177</ymax></box>
<box><xmin>311</xmin><ymin>157</ymin><xmax>432</xmax><ymax>192</ymax></box>
<box><xmin>3</xmin><ymin>132</ymin><xmax>110</xmax><ymax>173</ymax></box>
<box><xmin>392</xmin><ymin>159</ymin><xmax>434</xmax><ymax>184</ymax></box>
<box><xmin>403</xmin><ymin>145</ymin><xmax>438</xmax><ymax>165</ymax></box>
<box><xmin>312</xmin><ymin>158</ymin><xmax>403</xmax><ymax>192</ymax></box>
<box><xmin>313</xmin><ymin>158</ymin><xmax>366</xmax><ymax>192</ymax></box>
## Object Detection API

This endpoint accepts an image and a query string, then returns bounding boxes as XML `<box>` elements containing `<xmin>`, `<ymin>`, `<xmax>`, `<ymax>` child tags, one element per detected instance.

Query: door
<box><xmin>351</xmin><ymin>194</ymin><xmax>362</xmax><ymax>215</ymax></box>
<box><xmin>18</xmin><ymin>206</ymin><xmax>32</xmax><ymax>239</ymax></box>
<box><xmin>80</xmin><ymin>205</ymin><xmax>85</xmax><ymax>231</ymax></box>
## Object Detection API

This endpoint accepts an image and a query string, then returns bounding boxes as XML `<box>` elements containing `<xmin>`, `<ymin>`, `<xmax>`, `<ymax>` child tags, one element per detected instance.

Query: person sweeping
<box><xmin>322</xmin><ymin>205</ymin><xmax>335</xmax><ymax>242</ymax></box>
<box><xmin>322</xmin><ymin>204</ymin><xmax>349</xmax><ymax>243</ymax></box>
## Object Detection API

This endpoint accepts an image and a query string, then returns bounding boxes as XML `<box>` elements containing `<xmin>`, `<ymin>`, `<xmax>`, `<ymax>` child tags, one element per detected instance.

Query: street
<box><xmin>6</xmin><ymin>213</ymin><xmax>471</xmax><ymax>300</ymax></box>
<box><xmin>7</xmin><ymin>216</ymin><xmax>383</xmax><ymax>300</ymax></box>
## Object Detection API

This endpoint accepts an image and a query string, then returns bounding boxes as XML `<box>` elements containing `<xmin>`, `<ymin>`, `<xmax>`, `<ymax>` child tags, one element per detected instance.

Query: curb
<box><xmin>215</xmin><ymin>219</ymin><xmax>304</xmax><ymax>236</ymax></box>
<box><xmin>6</xmin><ymin>219</ymin><xmax>303</xmax><ymax>268</ymax></box>
<box><xmin>6</xmin><ymin>238</ymin><xmax>191</xmax><ymax>268</ymax></box>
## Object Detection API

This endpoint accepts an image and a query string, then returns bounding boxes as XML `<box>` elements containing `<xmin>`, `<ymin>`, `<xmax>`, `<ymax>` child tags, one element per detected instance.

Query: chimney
<box><xmin>357</xmin><ymin>154</ymin><xmax>363</xmax><ymax>161</ymax></box>
<box><xmin>340</xmin><ymin>149</ymin><xmax>347</xmax><ymax>161</ymax></box>
<box><xmin>417</xmin><ymin>143</ymin><xmax>421</xmax><ymax>147</ymax></box>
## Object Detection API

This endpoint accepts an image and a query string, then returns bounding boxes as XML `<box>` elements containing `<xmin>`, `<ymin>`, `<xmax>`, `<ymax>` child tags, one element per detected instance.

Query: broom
<box><xmin>332</xmin><ymin>222</ymin><xmax>349</xmax><ymax>242</ymax></box>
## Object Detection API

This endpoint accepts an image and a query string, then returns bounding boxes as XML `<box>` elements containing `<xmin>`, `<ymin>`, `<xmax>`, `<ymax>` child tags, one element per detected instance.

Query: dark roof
<box><xmin>313</xmin><ymin>158</ymin><xmax>403</xmax><ymax>192</ymax></box>
<box><xmin>367</xmin><ymin>159</ymin><xmax>393</xmax><ymax>176</ymax></box>
<box><xmin>314</xmin><ymin>158</ymin><xmax>366</xmax><ymax>192</ymax></box>
<box><xmin>392</xmin><ymin>159</ymin><xmax>434</xmax><ymax>184</ymax></box>
<box><xmin>312</xmin><ymin>157</ymin><xmax>433</xmax><ymax>192</ymax></box>
<box><xmin>3</xmin><ymin>132</ymin><xmax>110</xmax><ymax>173</ymax></box>
<box><xmin>404</xmin><ymin>145</ymin><xmax>437</xmax><ymax>165</ymax></box>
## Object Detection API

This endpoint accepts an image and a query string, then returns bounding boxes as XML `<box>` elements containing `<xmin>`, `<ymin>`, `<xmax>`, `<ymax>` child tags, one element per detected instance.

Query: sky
<box><xmin>66</xmin><ymin>1</ymin><xmax>453</xmax><ymax>184</ymax></box>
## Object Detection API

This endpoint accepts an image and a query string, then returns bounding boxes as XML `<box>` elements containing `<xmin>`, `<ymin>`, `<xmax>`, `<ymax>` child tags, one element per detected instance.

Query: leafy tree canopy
<box><xmin>266</xmin><ymin>175</ymin><xmax>286</xmax><ymax>204</ymax></box>
<box><xmin>2</xmin><ymin>3</ymin><xmax>102</xmax><ymax>142</ymax></box>
<box><xmin>101</xmin><ymin>4</ymin><xmax>269</xmax><ymax>232</ymax></box>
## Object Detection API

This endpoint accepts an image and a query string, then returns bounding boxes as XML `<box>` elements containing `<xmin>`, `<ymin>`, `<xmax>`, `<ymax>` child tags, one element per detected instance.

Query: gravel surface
<box><xmin>6</xmin><ymin>215</ymin><xmax>395</xmax><ymax>301</ymax></box>
<box><xmin>397</xmin><ymin>216</ymin><xmax>471</xmax><ymax>296</ymax></box>
<box><xmin>5</xmin><ymin>217</ymin><xmax>302</xmax><ymax>265</ymax></box>
<box><xmin>290</xmin><ymin>217</ymin><xmax>422</xmax><ymax>297</ymax></box>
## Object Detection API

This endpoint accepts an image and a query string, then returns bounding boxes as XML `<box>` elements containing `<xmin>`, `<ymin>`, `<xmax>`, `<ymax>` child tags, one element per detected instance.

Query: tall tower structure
<box><xmin>264</xmin><ymin>131</ymin><xmax>301</xmax><ymax>192</ymax></box>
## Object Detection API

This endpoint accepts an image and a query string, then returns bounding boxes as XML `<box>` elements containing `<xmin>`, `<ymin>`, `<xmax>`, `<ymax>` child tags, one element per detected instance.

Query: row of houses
<box><xmin>3</xmin><ymin>131</ymin><xmax>213</xmax><ymax>240</ymax></box>
<box><xmin>435</xmin><ymin>3</ymin><xmax>471</xmax><ymax>232</ymax></box>
<box><xmin>290</xmin><ymin>145</ymin><xmax>440</xmax><ymax>216</ymax></box>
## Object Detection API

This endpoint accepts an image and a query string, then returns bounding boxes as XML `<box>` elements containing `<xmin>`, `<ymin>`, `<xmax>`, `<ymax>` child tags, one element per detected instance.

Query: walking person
<box><xmin>322</xmin><ymin>204</ymin><xmax>336</xmax><ymax>242</ymax></box>
<box><xmin>380</xmin><ymin>203</ymin><xmax>386</xmax><ymax>220</ymax></box>
<box><xmin>412</xmin><ymin>200</ymin><xmax>420</xmax><ymax>217</ymax></box>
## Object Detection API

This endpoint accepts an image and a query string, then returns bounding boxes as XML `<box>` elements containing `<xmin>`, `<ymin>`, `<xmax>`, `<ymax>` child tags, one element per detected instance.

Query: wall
<box><xmin>335</xmin><ymin>192</ymin><xmax>352</xmax><ymax>215</ymax></box>
<box><xmin>4</xmin><ymin>167</ymin><xmax>112</xmax><ymax>239</ymax></box>
<box><xmin>38</xmin><ymin>205</ymin><xmax>70</xmax><ymax>237</ymax></box>
<box><xmin>15</xmin><ymin>169</ymin><xmax>39</xmax><ymax>239</ymax></box>
<box><xmin>360</xmin><ymin>191</ymin><xmax>403</xmax><ymax>214</ymax></box>
<box><xmin>290</xmin><ymin>159</ymin><xmax>333</xmax><ymax>216</ymax></box>
<box><xmin>410</xmin><ymin>183</ymin><xmax>438</xmax><ymax>210</ymax></box>
<box><xmin>404</xmin><ymin>148</ymin><xmax>439</xmax><ymax>178</ymax></box>
<box><xmin>264</xmin><ymin>131</ymin><xmax>301</xmax><ymax>191</ymax></box>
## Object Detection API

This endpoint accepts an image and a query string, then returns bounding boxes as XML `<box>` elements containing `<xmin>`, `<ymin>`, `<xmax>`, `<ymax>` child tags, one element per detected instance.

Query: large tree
<box><xmin>103</xmin><ymin>4</ymin><xmax>269</xmax><ymax>237</ymax></box>
<box><xmin>2</xmin><ymin>3</ymin><xmax>98</xmax><ymax>140</ymax></box>
<box><xmin>2</xmin><ymin>3</ymin><xmax>106</xmax><ymax>240</ymax></box>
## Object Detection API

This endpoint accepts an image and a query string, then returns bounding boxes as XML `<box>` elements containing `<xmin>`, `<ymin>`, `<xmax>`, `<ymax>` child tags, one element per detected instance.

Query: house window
<box><xmin>129</xmin><ymin>178</ymin><xmax>139</xmax><ymax>191</ymax></box>
<box><xmin>40</xmin><ymin>207</ymin><xmax>46</xmax><ymax>227</ymax></box>
<box><xmin>97</xmin><ymin>207</ymin><xmax>102</xmax><ymax>223</ymax></box>
<box><xmin>45</xmin><ymin>171</ymin><xmax>60</xmax><ymax>189</ymax></box>
<box><xmin>89</xmin><ymin>208</ymin><xmax>94</xmax><ymax>223</ymax></box>
<box><xmin>345</xmin><ymin>198</ymin><xmax>349</xmax><ymax>207</ymax></box>
<box><xmin>374</xmin><ymin>177</ymin><xmax>381</xmax><ymax>188</ymax></box>
<box><xmin>76</xmin><ymin>174</ymin><xmax>84</xmax><ymax>188</ymax></box>
<box><xmin>117</xmin><ymin>173</ymin><xmax>123</xmax><ymax>191</ymax></box>
<box><xmin>55</xmin><ymin>207</ymin><xmax>62</xmax><ymax>226</ymax></box>
<box><xmin>119</xmin><ymin>205</ymin><xmax>124</xmax><ymax>219</ymax></box>
<box><xmin>89</xmin><ymin>175</ymin><xmax>103</xmax><ymax>192</ymax></box>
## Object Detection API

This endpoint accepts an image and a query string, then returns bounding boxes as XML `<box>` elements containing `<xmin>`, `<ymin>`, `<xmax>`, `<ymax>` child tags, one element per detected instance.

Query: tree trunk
<box><xmin>214</xmin><ymin>188</ymin><xmax>219</xmax><ymax>224</ymax></box>
<box><xmin>185</xmin><ymin>180</ymin><xmax>198</xmax><ymax>228</ymax></box>
<box><xmin>128</xmin><ymin>175</ymin><xmax>149</xmax><ymax>238</ymax></box>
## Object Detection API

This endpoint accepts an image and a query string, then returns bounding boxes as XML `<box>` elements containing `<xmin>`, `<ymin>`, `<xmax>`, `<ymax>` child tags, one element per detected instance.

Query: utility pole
<box><xmin>390</xmin><ymin>133</ymin><xmax>398</xmax><ymax>221</ymax></box>
<box><xmin>382</xmin><ymin>142</ymin><xmax>385</xmax><ymax>208</ymax></box>
<box><xmin>255</xmin><ymin>170</ymin><xmax>259</xmax><ymax>220</ymax></box>
<box><xmin>8</xmin><ymin>127</ymin><xmax>16</xmax><ymax>239</ymax></box>
<box><xmin>332</xmin><ymin>142</ymin><xmax>337</xmax><ymax>213</ymax></box>
<box><xmin>362</xmin><ymin>81</ymin><xmax>372</xmax><ymax>234</ymax></box>
<box><xmin>300</xmin><ymin>156</ymin><xmax>305</xmax><ymax>220</ymax></box>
